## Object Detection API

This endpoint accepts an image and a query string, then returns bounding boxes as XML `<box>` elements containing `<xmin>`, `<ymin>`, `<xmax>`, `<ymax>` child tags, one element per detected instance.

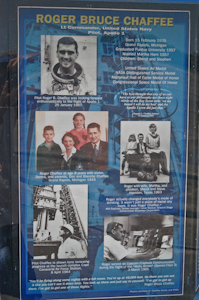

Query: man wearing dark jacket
<box><xmin>80</xmin><ymin>123</ymin><xmax>108</xmax><ymax>170</ymax></box>
<box><xmin>136</xmin><ymin>133</ymin><xmax>147</xmax><ymax>155</ymax></box>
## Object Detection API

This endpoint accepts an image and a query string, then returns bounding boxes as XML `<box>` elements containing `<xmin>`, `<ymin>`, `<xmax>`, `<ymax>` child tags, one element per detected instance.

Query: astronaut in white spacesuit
<box><xmin>42</xmin><ymin>36</ymin><xmax>95</xmax><ymax>95</ymax></box>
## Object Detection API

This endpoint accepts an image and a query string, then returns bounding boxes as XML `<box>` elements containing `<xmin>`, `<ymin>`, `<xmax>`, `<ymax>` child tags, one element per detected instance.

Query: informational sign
<box><xmin>19</xmin><ymin>6</ymin><xmax>189</xmax><ymax>299</ymax></box>
<box><xmin>197</xmin><ymin>122</ymin><xmax>199</xmax><ymax>291</ymax></box>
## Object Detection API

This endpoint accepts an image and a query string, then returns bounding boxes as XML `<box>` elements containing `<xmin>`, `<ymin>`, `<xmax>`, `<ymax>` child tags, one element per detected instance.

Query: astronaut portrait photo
<box><xmin>41</xmin><ymin>35</ymin><xmax>97</xmax><ymax>95</ymax></box>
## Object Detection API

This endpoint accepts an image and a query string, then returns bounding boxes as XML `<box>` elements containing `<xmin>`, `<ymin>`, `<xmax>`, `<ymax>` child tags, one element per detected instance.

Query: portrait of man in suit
<box><xmin>80</xmin><ymin>123</ymin><xmax>108</xmax><ymax>170</ymax></box>
<box><xmin>137</xmin><ymin>133</ymin><xmax>147</xmax><ymax>155</ymax></box>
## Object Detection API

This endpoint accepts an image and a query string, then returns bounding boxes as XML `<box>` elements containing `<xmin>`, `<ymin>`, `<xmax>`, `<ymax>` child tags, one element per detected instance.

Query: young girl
<box><xmin>146</xmin><ymin>123</ymin><xmax>169</xmax><ymax>175</ymax></box>
<box><xmin>121</xmin><ymin>134</ymin><xmax>137</xmax><ymax>175</ymax></box>
<box><xmin>69</xmin><ymin>113</ymin><xmax>90</xmax><ymax>150</ymax></box>
<box><xmin>126</xmin><ymin>134</ymin><xmax>137</xmax><ymax>155</ymax></box>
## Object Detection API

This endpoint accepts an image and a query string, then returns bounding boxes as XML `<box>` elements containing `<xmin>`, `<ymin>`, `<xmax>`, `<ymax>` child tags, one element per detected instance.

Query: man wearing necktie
<box><xmin>135</xmin><ymin>133</ymin><xmax>147</xmax><ymax>168</ymax></box>
<box><xmin>92</xmin><ymin>144</ymin><xmax>99</xmax><ymax>163</ymax></box>
<box><xmin>137</xmin><ymin>133</ymin><xmax>147</xmax><ymax>155</ymax></box>
<box><xmin>80</xmin><ymin>123</ymin><xmax>108</xmax><ymax>170</ymax></box>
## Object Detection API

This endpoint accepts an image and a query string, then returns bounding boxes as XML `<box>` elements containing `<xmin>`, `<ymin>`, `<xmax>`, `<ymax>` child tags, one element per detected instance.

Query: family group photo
<box><xmin>120</xmin><ymin>121</ymin><xmax>171</xmax><ymax>184</ymax></box>
<box><xmin>35</xmin><ymin>111</ymin><xmax>108</xmax><ymax>171</ymax></box>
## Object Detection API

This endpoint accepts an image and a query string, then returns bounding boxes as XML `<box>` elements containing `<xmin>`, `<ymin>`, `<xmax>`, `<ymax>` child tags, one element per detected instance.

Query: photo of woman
<box><xmin>61</xmin><ymin>133</ymin><xmax>83</xmax><ymax>170</ymax></box>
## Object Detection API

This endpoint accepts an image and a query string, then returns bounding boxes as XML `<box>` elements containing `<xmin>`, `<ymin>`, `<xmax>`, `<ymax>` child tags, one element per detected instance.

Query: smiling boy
<box><xmin>37</xmin><ymin>125</ymin><xmax>62</xmax><ymax>171</ymax></box>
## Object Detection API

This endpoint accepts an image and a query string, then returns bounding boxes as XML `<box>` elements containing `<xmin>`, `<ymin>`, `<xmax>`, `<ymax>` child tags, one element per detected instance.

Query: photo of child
<box><xmin>121</xmin><ymin>134</ymin><xmax>137</xmax><ymax>176</ymax></box>
<box><xmin>137</xmin><ymin>153</ymin><xmax>157</xmax><ymax>182</ymax></box>
<box><xmin>36</xmin><ymin>125</ymin><xmax>62</xmax><ymax>171</ymax></box>
<box><xmin>146</xmin><ymin>123</ymin><xmax>169</xmax><ymax>175</ymax></box>
<box><xmin>69</xmin><ymin>113</ymin><xmax>90</xmax><ymax>150</ymax></box>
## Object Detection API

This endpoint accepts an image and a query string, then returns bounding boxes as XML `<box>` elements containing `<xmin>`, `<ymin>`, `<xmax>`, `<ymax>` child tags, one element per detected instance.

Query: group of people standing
<box><xmin>37</xmin><ymin>113</ymin><xmax>108</xmax><ymax>171</ymax></box>
<box><xmin>121</xmin><ymin>123</ymin><xmax>169</xmax><ymax>181</ymax></box>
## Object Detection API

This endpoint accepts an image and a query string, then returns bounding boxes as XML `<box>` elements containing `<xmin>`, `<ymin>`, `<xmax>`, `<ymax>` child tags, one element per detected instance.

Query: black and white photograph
<box><xmin>33</xmin><ymin>185</ymin><xmax>88</xmax><ymax>259</ymax></box>
<box><xmin>120</xmin><ymin>121</ymin><xmax>171</xmax><ymax>184</ymax></box>
<box><xmin>104</xmin><ymin>214</ymin><xmax>173</xmax><ymax>261</ymax></box>
<box><xmin>35</xmin><ymin>111</ymin><xmax>108</xmax><ymax>171</ymax></box>
<box><xmin>41</xmin><ymin>35</ymin><xmax>97</xmax><ymax>95</ymax></box>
